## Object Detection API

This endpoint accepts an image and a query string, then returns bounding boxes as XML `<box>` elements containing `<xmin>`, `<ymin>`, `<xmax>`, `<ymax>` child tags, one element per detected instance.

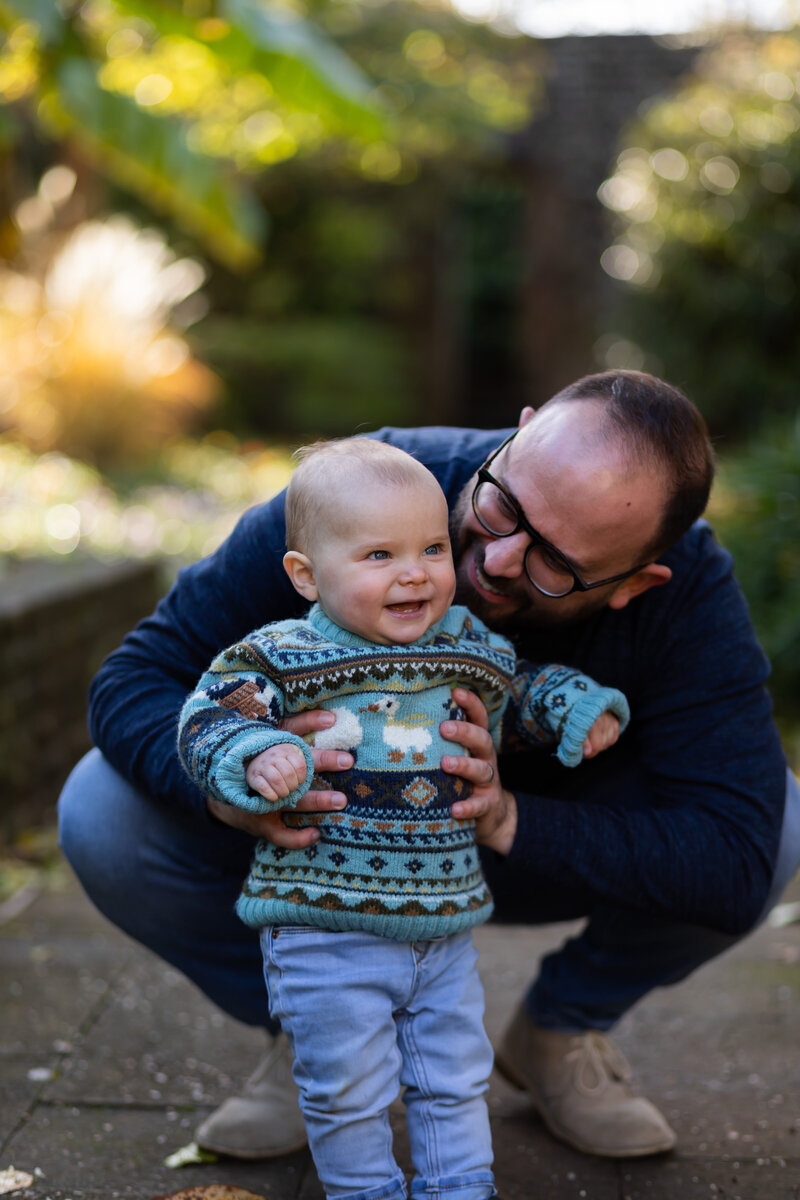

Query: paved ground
<box><xmin>1</xmin><ymin>855</ymin><xmax>799</xmax><ymax>1200</ymax></box>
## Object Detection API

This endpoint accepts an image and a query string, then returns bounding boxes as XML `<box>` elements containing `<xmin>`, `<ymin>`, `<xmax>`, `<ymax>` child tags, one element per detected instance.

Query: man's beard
<box><xmin>449</xmin><ymin>484</ymin><xmax>532</xmax><ymax>632</ymax></box>
<box><xmin>449</xmin><ymin>483</ymin><xmax>609</xmax><ymax>635</ymax></box>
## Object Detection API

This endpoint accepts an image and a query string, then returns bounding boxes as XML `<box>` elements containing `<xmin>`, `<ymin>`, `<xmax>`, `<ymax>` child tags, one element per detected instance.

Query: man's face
<box><xmin>450</xmin><ymin>401</ymin><xmax>667</xmax><ymax>632</ymax></box>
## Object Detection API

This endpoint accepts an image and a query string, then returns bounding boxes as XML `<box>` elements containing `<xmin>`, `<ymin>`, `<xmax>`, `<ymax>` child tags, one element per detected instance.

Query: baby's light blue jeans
<box><xmin>259</xmin><ymin>925</ymin><xmax>495</xmax><ymax>1200</ymax></box>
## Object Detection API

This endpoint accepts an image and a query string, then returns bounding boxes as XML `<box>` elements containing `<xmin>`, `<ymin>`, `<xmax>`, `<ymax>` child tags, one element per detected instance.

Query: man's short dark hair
<box><xmin>542</xmin><ymin>370</ymin><xmax>715</xmax><ymax>558</ymax></box>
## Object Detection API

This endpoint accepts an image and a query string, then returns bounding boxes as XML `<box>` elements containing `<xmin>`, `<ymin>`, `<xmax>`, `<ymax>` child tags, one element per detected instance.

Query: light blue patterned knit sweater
<box><xmin>178</xmin><ymin>604</ymin><xmax>629</xmax><ymax>940</ymax></box>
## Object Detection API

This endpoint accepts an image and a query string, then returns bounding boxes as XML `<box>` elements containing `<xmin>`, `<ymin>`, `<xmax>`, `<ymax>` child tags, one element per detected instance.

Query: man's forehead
<box><xmin>503</xmin><ymin>404</ymin><xmax>664</xmax><ymax>569</ymax></box>
<box><xmin>512</xmin><ymin>400</ymin><xmax>613</xmax><ymax>461</ymax></box>
<box><xmin>508</xmin><ymin>404</ymin><xmax>645</xmax><ymax>495</ymax></box>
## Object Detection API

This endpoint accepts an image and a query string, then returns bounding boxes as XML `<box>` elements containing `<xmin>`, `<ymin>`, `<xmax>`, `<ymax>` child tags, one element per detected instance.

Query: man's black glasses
<box><xmin>471</xmin><ymin>432</ymin><xmax>651</xmax><ymax>598</ymax></box>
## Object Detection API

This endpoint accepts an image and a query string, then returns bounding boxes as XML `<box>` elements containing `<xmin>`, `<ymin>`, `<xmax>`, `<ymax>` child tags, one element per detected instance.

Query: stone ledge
<box><xmin>0</xmin><ymin>556</ymin><xmax>165</xmax><ymax>844</ymax></box>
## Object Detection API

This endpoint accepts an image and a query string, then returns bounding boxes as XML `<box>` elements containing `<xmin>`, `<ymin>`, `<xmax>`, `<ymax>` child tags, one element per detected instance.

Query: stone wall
<box><xmin>0</xmin><ymin>558</ymin><xmax>164</xmax><ymax>843</ymax></box>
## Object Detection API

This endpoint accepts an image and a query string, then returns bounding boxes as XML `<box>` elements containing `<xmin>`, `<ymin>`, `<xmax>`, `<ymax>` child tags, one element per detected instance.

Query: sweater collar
<box><xmin>307</xmin><ymin>603</ymin><xmax>443</xmax><ymax>650</ymax></box>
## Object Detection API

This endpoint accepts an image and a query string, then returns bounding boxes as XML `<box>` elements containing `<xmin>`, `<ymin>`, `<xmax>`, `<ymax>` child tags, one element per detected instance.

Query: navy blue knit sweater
<box><xmin>88</xmin><ymin>425</ymin><xmax>787</xmax><ymax>936</ymax></box>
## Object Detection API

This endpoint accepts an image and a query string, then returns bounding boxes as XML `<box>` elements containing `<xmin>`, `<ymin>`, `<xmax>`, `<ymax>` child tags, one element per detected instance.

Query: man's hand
<box><xmin>582</xmin><ymin>712</ymin><xmax>621</xmax><ymax>759</ymax></box>
<box><xmin>440</xmin><ymin>688</ymin><xmax>517</xmax><ymax>857</ymax></box>
<box><xmin>206</xmin><ymin>709</ymin><xmax>352</xmax><ymax>847</ymax></box>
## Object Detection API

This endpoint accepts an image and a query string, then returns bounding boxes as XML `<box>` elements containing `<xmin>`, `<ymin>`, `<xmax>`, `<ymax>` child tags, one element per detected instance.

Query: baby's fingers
<box><xmin>248</xmin><ymin>761</ymin><xmax>289</xmax><ymax>801</ymax></box>
<box><xmin>582</xmin><ymin>713</ymin><xmax>620</xmax><ymax>759</ymax></box>
<box><xmin>270</xmin><ymin>749</ymin><xmax>308</xmax><ymax>794</ymax></box>
<box><xmin>248</xmin><ymin>748</ymin><xmax>307</xmax><ymax>799</ymax></box>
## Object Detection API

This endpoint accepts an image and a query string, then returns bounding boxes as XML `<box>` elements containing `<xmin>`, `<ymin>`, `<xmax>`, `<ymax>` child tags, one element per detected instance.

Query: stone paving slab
<box><xmin>47</xmin><ymin>956</ymin><xmax>263</xmax><ymax>1108</ymax></box>
<box><xmin>1</xmin><ymin>865</ymin><xmax>799</xmax><ymax>1200</ymax></box>
<box><xmin>489</xmin><ymin>1107</ymin><xmax>621</xmax><ymax>1199</ymax></box>
<box><xmin>0</xmin><ymin>1066</ymin><xmax>42</xmax><ymax>1149</ymax></box>
<box><xmin>620</xmin><ymin>1155</ymin><xmax>800</xmax><ymax>1199</ymax></box>
<box><xmin>3</xmin><ymin>1104</ymin><xmax>313</xmax><ymax>1200</ymax></box>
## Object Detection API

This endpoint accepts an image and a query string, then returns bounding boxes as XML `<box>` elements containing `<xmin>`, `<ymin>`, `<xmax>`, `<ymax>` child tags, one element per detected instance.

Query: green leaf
<box><xmin>0</xmin><ymin>0</ymin><xmax>65</xmax><ymax>45</ymax></box>
<box><xmin>163</xmin><ymin>1140</ymin><xmax>219</xmax><ymax>1168</ymax></box>
<box><xmin>49</xmin><ymin>57</ymin><xmax>266</xmax><ymax>268</ymax></box>
<box><xmin>222</xmin><ymin>0</ymin><xmax>369</xmax><ymax>101</ymax></box>
<box><xmin>221</xmin><ymin>0</ymin><xmax>386</xmax><ymax>138</ymax></box>
<box><xmin>111</xmin><ymin>0</ymin><xmax>384</xmax><ymax>138</ymax></box>
<box><xmin>0</xmin><ymin>103</ymin><xmax>20</xmax><ymax>148</ymax></box>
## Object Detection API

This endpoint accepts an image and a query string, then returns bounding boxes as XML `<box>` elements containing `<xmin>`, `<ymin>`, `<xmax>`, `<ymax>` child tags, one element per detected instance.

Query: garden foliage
<box><xmin>599</xmin><ymin>31</ymin><xmax>800</xmax><ymax>439</ymax></box>
<box><xmin>711</xmin><ymin>417</ymin><xmax>800</xmax><ymax>728</ymax></box>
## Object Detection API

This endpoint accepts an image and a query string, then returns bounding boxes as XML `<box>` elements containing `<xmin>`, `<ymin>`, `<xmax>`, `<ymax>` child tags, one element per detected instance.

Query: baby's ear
<box><xmin>283</xmin><ymin>551</ymin><xmax>318</xmax><ymax>602</ymax></box>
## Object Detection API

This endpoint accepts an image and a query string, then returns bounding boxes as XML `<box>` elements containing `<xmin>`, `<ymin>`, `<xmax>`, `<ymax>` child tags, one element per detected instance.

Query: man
<box><xmin>59</xmin><ymin>370</ymin><xmax>799</xmax><ymax>1162</ymax></box>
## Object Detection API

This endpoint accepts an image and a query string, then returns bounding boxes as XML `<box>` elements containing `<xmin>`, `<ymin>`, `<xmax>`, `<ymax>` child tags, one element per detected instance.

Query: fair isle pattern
<box><xmin>179</xmin><ymin>604</ymin><xmax>513</xmax><ymax>940</ymax></box>
<box><xmin>508</xmin><ymin>664</ymin><xmax>630</xmax><ymax>768</ymax></box>
<box><xmin>217</xmin><ymin>631</ymin><xmax>512</xmax><ymax>711</ymax></box>
<box><xmin>178</xmin><ymin>603</ymin><xmax>630</xmax><ymax>940</ymax></box>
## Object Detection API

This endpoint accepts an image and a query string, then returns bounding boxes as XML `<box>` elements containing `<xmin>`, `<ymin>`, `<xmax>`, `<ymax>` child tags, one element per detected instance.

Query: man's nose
<box><xmin>482</xmin><ymin>531</ymin><xmax>528</xmax><ymax>579</ymax></box>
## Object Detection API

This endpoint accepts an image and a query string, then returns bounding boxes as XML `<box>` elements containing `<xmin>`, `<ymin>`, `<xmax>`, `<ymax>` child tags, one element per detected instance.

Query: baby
<box><xmin>178</xmin><ymin>438</ymin><xmax>629</xmax><ymax>1200</ymax></box>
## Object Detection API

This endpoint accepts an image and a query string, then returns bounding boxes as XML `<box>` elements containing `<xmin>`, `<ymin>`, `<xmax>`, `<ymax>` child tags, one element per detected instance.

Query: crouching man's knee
<box><xmin>58</xmin><ymin>748</ymin><xmax>146</xmax><ymax>899</ymax></box>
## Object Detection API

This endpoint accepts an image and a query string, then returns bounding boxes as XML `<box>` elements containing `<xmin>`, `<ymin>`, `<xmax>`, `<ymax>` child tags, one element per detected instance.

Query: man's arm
<box><xmin>88</xmin><ymin>493</ymin><xmax>302</xmax><ymax>814</ymax></box>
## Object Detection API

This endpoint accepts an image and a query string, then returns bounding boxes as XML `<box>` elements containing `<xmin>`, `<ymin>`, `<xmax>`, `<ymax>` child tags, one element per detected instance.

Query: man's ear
<box><xmin>607</xmin><ymin>563</ymin><xmax>672</xmax><ymax>611</ymax></box>
<box><xmin>519</xmin><ymin>406</ymin><xmax>536</xmax><ymax>429</ymax></box>
<box><xmin>283</xmin><ymin>551</ymin><xmax>318</xmax><ymax>602</ymax></box>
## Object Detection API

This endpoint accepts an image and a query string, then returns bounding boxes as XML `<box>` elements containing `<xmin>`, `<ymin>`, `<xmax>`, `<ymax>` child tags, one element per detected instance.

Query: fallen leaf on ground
<box><xmin>151</xmin><ymin>1188</ymin><xmax>268</xmax><ymax>1199</ymax></box>
<box><xmin>163</xmin><ymin>1142</ymin><xmax>219</xmax><ymax>1168</ymax></box>
<box><xmin>0</xmin><ymin>1167</ymin><xmax>34</xmax><ymax>1195</ymax></box>
<box><xmin>768</xmin><ymin>899</ymin><xmax>800</xmax><ymax>927</ymax></box>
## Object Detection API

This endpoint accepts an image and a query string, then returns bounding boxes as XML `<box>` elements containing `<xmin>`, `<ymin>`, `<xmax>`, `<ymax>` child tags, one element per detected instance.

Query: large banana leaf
<box><xmin>111</xmin><ymin>0</ymin><xmax>384</xmax><ymax>137</ymax></box>
<box><xmin>0</xmin><ymin>0</ymin><xmax>384</xmax><ymax>264</ymax></box>
<box><xmin>51</xmin><ymin>57</ymin><xmax>266</xmax><ymax>268</ymax></box>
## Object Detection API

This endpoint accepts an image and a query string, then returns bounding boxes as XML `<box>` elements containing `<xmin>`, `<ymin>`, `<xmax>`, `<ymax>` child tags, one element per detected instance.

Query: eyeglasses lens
<box><xmin>473</xmin><ymin>480</ymin><xmax>516</xmax><ymax>535</ymax></box>
<box><xmin>473</xmin><ymin>480</ymin><xmax>575</xmax><ymax>597</ymax></box>
<box><xmin>524</xmin><ymin>546</ymin><xmax>574</xmax><ymax>597</ymax></box>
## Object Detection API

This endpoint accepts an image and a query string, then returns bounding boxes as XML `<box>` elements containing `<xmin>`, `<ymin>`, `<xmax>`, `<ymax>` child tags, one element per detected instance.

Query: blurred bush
<box><xmin>0</xmin><ymin>212</ymin><xmax>218</xmax><ymax>468</ymax></box>
<box><xmin>0</xmin><ymin>432</ymin><xmax>292</xmax><ymax>563</ymax></box>
<box><xmin>710</xmin><ymin>417</ymin><xmax>800</xmax><ymax>735</ymax></box>
<box><xmin>598</xmin><ymin>30</ymin><xmax>800</xmax><ymax>439</ymax></box>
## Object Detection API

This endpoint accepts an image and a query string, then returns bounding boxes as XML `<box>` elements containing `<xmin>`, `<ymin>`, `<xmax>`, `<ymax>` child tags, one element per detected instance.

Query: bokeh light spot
<box><xmin>701</xmin><ymin>156</ymin><xmax>739</xmax><ymax>194</ymax></box>
<box><xmin>135</xmin><ymin>74</ymin><xmax>173</xmax><ymax>107</ymax></box>
<box><xmin>651</xmin><ymin>148</ymin><xmax>689</xmax><ymax>181</ymax></box>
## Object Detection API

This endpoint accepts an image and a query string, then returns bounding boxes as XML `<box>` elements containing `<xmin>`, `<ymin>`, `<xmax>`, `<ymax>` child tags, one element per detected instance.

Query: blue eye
<box><xmin>368</xmin><ymin>549</ymin><xmax>390</xmax><ymax>560</ymax></box>
<box><xmin>423</xmin><ymin>544</ymin><xmax>443</xmax><ymax>556</ymax></box>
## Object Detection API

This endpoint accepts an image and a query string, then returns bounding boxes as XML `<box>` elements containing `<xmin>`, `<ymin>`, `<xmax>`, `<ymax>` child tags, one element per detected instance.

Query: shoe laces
<box><xmin>564</xmin><ymin>1032</ymin><xmax>632</xmax><ymax>1097</ymax></box>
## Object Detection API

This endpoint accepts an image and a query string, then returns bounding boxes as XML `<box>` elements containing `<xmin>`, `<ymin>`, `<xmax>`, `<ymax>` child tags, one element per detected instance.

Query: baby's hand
<box><xmin>581</xmin><ymin>712</ymin><xmax>620</xmax><ymax>760</ymax></box>
<box><xmin>246</xmin><ymin>743</ymin><xmax>308</xmax><ymax>801</ymax></box>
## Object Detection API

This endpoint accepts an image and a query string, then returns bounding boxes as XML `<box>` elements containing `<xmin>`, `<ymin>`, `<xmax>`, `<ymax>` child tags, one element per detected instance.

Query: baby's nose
<box><xmin>399</xmin><ymin>562</ymin><xmax>427</xmax><ymax>583</ymax></box>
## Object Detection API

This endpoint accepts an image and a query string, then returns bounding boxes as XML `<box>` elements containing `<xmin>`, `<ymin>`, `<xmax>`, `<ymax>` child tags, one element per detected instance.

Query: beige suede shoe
<box><xmin>195</xmin><ymin>1033</ymin><xmax>308</xmax><ymax>1159</ymax></box>
<box><xmin>495</xmin><ymin>1003</ymin><xmax>676</xmax><ymax>1158</ymax></box>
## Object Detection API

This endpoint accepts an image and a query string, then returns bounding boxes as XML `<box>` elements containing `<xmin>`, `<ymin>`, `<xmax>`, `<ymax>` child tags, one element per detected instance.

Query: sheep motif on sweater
<box><xmin>178</xmin><ymin>603</ymin><xmax>629</xmax><ymax>941</ymax></box>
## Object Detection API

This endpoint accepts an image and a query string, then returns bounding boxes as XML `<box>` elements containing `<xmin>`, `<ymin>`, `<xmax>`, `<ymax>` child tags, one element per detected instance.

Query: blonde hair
<box><xmin>285</xmin><ymin>438</ymin><xmax>439</xmax><ymax>554</ymax></box>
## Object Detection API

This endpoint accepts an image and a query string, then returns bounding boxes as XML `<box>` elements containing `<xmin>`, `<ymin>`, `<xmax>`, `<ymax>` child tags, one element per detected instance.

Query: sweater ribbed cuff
<box><xmin>211</xmin><ymin>730</ymin><xmax>315</xmax><ymax>813</ymax></box>
<box><xmin>553</xmin><ymin>686</ymin><xmax>630</xmax><ymax>768</ymax></box>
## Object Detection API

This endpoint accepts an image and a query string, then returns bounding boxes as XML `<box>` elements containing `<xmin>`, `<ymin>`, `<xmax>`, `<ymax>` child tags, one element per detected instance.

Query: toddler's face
<box><xmin>309</xmin><ymin>477</ymin><xmax>456</xmax><ymax>644</ymax></box>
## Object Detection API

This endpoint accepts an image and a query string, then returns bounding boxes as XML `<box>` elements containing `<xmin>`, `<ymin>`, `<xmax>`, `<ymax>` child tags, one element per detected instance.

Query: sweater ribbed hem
<box><xmin>236</xmin><ymin>893</ymin><xmax>494</xmax><ymax>940</ymax></box>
